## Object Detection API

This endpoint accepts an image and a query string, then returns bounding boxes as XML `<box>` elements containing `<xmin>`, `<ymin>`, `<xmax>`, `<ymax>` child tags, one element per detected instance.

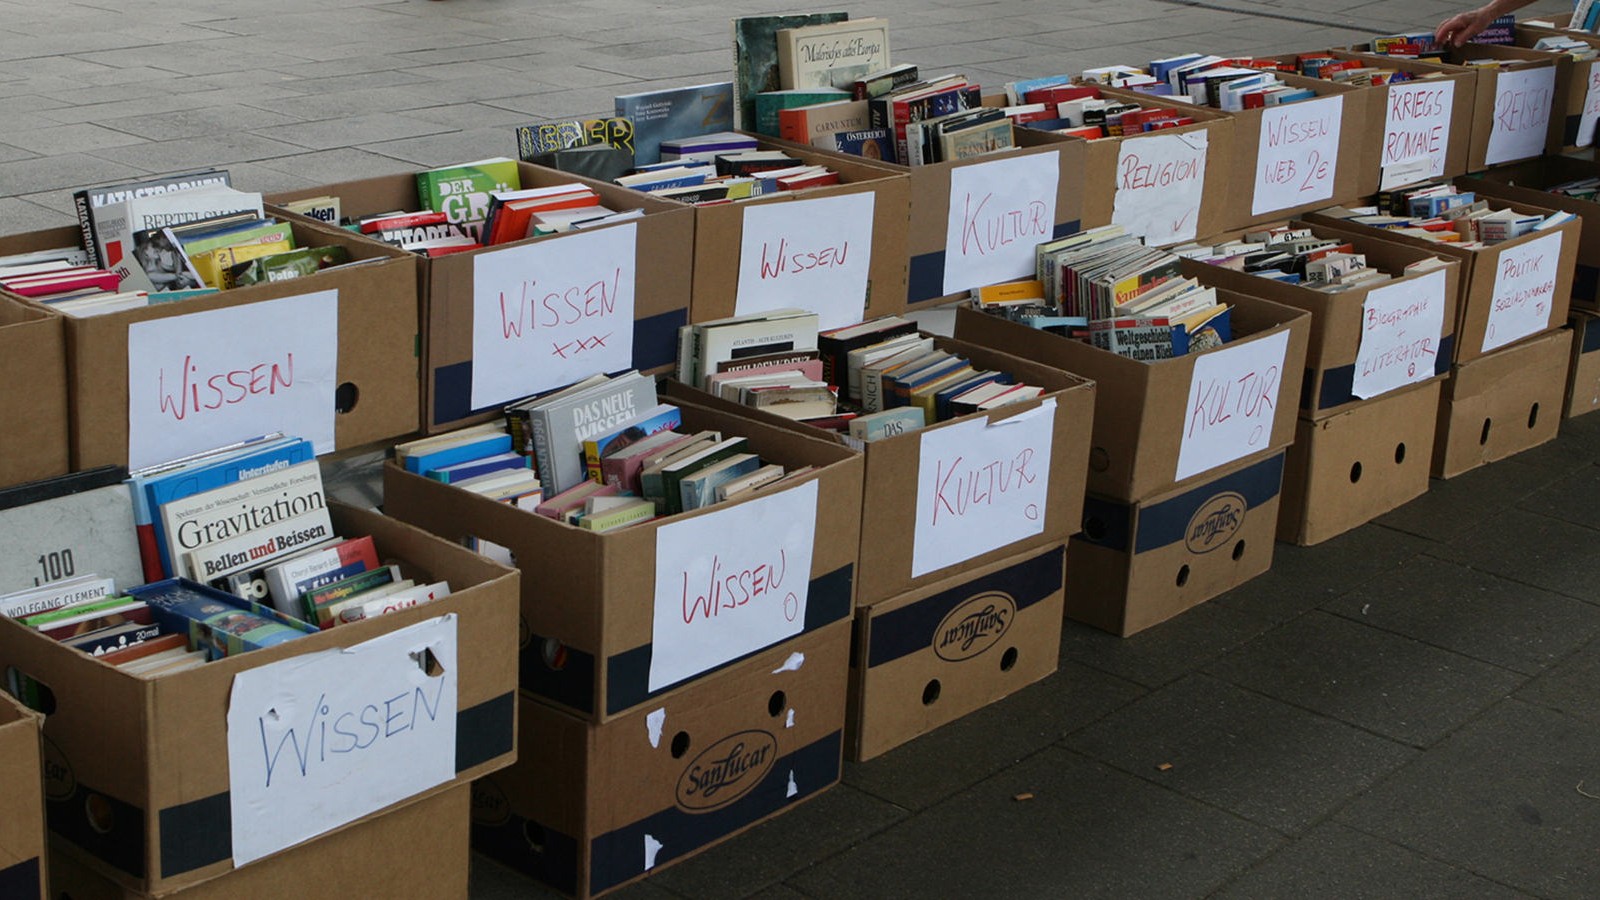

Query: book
<box><xmin>424</xmin><ymin>451</ymin><xmax>532</xmax><ymax>485</ymax></box>
<box><xmin>715</xmin><ymin>464</ymin><xmax>787</xmax><ymax>502</ymax></box>
<box><xmin>181</xmin><ymin>507</ymin><xmax>336</xmax><ymax>588</ymax></box>
<box><xmin>67</xmin><ymin>620</ymin><xmax>165</xmax><ymax>656</ymax></box>
<box><xmin>74</xmin><ymin>170</ymin><xmax>232</xmax><ymax>269</ymax></box>
<box><xmin>98</xmin><ymin>632</ymin><xmax>188</xmax><ymax>665</ymax></box>
<box><xmin>779</xmin><ymin>98</ymin><xmax>871</xmax><ymax>144</ymax></box>
<box><xmin>678</xmin><ymin>453</ymin><xmax>763</xmax><ymax>511</ymax></box>
<box><xmin>104</xmin><ymin>186</ymin><xmax>264</xmax><ymax>292</ymax></box>
<box><xmin>0</xmin><ymin>466</ymin><xmax>142</xmax><ymax>596</ymax></box>
<box><xmin>396</xmin><ymin>424</ymin><xmax>511</xmax><ymax>474</ymax></box>
<box><xmin>577</xmin><ymin>497</ymin><xmax>657</xmax><ymax>532</ymax></box>
<box><xmin>658</xmin><ymin>437</ymin><xmax>751</xmax><ymax>514</ymax></box>
<box><xmin>614</xmin><ymin>81</ymin><xmax>736</xmax><ymax>167</ymax></box>
<box><xmin>817</xmin><ymin>316</ymin><xmax>919</xmax><ymax>393</ymax></box>
<box><xmin>416</xmin><ymin>158</ymin><xmax>521</xmax><ymax>242</ymax></box>
<box><xmin>732</xmin><ymin>12</ymin><xmax>849</xmax><ymax>130</ymax></box>
<box><xmin>685</xmin><ymin>309</ymin><xmax>821</xmax><ymax>388</ymax></box>
<box><xmin>599</xmin><ymin>430</ymin><xmax>696</xmax><ymax>492</ymax></box>
<box><xmin>515</xmin><ymin>117</ymin><xmax>636</xmax><ymax>159</ymax></box>
<box><xmin>300</xmin><ymin>565</ymin><xmax>402</xmax><ymax>629</ymax></box>
<box><xmin>130</xmin><ymin>578</ymin><xmax>315</xmax><ymax>656</ymax></box>
<box><xmin>527</xmin><ymin>143</ymin><xmax>635</xmax><ymax>183</ymax></box>
<box><xmin>847</xmin><ymin>407</ymin><xmax>926</xmax><ymax>442</ymax></box>
<box><xmin>156</xmin><ymin>460</ymin><xmax>329</xmax><ymax>582</ymax></box>
<box><xmin>752</xmin><ymin>89</ymin><xmax>851</xmax><ymax>137</ymax></box>
<box><xmin>525</xmin><ymin>372</ymin><xmax>656</xmax><ymax>496</ymax></box>
<box><xmin>0</xmin><ymin>575</ymin><xmax>117</xmax><ymax>619</ymax></box>
<box><xmin>777</xmin><ymin>17</ymin><xmax>891</xmax><ymax>91</ymax></box>
<box><xmin>581</xmin><ymin>402</ymin><xmax>682</xmax><ymax>483</ymax></box>
<box><xmin>264</xmin><ymin>536</ymin><xmax>379</xmax><ymax>616</ymax></box>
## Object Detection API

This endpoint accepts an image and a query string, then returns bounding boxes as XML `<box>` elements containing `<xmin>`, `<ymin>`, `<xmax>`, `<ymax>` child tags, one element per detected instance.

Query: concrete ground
<box><xmin>1</xmin><ymin>0</ymin><xmax>1592</xmax><ymax>897</ymax></box>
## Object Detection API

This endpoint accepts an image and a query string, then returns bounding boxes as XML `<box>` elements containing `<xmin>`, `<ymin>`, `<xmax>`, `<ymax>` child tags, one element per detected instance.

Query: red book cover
<box><xmin>6</xmin><ymin>270</ymin><xmax>119</xmax><ymax>296</ymax></box>
<box><xmin>359</xmin><ymin>210</ymin><xmax>448</xmax><ymax>233</ymax></box>
<box><xmin>1022</xmin><ymin>84</ymin><xmax>1102</xmax><ymax>106</ymax></box>
<box><xmin>778</xmin><ymin>171</ymin><xmax>842</xmax><ymax>190</ymax></box>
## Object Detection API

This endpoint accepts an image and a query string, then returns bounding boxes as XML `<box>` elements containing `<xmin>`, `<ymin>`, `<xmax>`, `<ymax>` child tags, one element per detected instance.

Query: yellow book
<box><xmin>910</xmin><ymin>366</ymin><xmax>976</xmax><ymax>418</ymax></box>
<box><xmin>974</xmin><ymin>279</ymin><xmax>1044</xmax><ymax>306</ymax></box>
<box><xmin>196</xmin><ymin>238</ymin><xmax>294</xmax><ymax>288</ymax></box>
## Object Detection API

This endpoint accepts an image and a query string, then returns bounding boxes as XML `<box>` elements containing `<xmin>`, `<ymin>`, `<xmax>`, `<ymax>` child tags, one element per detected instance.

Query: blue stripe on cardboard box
<box><xmin>1079</xmin><ymin>453</ymin><xmax>1285</xmax><ymax>555</ymax></box>
<box><xmin>907</xmin><ymin>220</ymin><xmax>1080</xmax><ymax>303</ymax></box>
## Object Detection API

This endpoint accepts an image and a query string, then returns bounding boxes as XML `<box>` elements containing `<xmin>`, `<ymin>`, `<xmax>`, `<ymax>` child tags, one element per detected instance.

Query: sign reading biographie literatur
<box><xmin>911</xmin><ymin>398</ymin><xmax>1055</xmax><ymax>578</ymax></box>
<box><xmin>1174</xmin><ymin>329</ymin><xmax>1289</xmax><ymax>482</ymax></box>
<box><xmin>471</xmin><ymin>223</ymin><xmax>637</xmax><ymax>410</ymax></box>
<box><xmin>1381</xmin><ymin>80</ymin><xmax>1454</xmax><ymax>189</ymax></box>
<box><xmin>1484</xmin><ymin>230</ymin><xmax>1562</xmax><ymax>353</ymax></box>
<box><xmin>1353</xmin><ymin>268</ymin><xmax>1447</xmax><ymax>400</ymax></box>
<box><xmin>649</xmin><ymin>479</ymin><xmax>818</xmax><ymax>692</ymax></box>
<box><xmin>1485</xmin><ymin>67</ymin><xmax>1555</xmax><ymax>166</ymax></box>
<box><xmin>227</xmin><ymin>614</ymin><xmax>458</xmax><ymax>866</ymax></box>
<box><xmin>735</xmin><ymin>192</ymin><xmax>875</xmax><ymax>330</ymax></box>
<box><xmin>1578</xmin><ymin>66</ymin><xmax>1600</xmax><ymax>147</ymax></box>
<box><xmin>1253</xmin><ymin>95</ymin><xmax>1343</xmax><ymax>216</ymax></box>
<box><xmin>942</xmin><ymin>152</ymin><xmax>1059</xmax><ymax>295</ymax></box>
<box><xmin>1112</xmin><ymin>131</ymin><xmax>1207</xmax><ymax>246</ymax></box>
<box><xmin>126</xmin><ymin>291</ymin><xmax>338</xmax><ymax>471</ymax></box>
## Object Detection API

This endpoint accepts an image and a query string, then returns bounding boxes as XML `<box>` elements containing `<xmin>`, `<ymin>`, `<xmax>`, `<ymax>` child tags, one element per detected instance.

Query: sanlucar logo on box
<box><xmin>933</xmin><ymin>591</ymin><xmax>1016</xmax><ymax>661</ymax></box>
<box><xmin>469</xmin><ymin>778</ymin><xmax>511</xmax><ymax>827</ymax></box>
<box><xmin>676</xmin><ymin>730</ymin><xmax>777</xmax><ymax>812</ymax></box>
<box><xmin>1185</xmin><ymin>491</ymin><xmax>1246</xmax><ymax>553</ymax></box>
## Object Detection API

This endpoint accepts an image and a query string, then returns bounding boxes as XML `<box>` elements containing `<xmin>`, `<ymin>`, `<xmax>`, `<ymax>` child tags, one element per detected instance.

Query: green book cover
<box><xmin>752</xmin><ymin>88</ymin><xmax>851</xmax><ymax>137</ymax></box>
<box><xmin>416</xmin><ymin>157</ymin><xmax>521</xmax><ymax>242</ymax></box>
<box><xmin>661</xmin><ymin>437</ymin><xmax>750</xmax><ymax>515</ymax></box>
<box><xmin>732</xmin><ymin>12</ymin><xmax>848</xmax><ymax>130</ymax></box>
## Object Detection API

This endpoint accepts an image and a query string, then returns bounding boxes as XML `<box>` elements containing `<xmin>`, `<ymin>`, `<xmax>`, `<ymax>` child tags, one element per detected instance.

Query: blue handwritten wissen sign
<box><xmin>226</xmin><ymin>615</ymin><xmax>459</xmax><ymax>865</ymax></box>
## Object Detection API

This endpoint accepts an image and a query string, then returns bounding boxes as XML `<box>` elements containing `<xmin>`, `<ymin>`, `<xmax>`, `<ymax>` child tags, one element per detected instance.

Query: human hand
<box><xmin>1434</xmin><ymin>6</ymin><xmax>1493</xmax><ymax>48</ymax></box>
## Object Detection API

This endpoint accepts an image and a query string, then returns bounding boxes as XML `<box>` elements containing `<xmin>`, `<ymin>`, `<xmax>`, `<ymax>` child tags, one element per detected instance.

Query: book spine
<box><xmin>529</xmin><ymin>409</ymin><xmax>557</xmax><ymax>490</ymax></box>
<box><xmin>72</xmin><ymin>190</ymin><xmax>101</xmax><ymax>268</ymax></box>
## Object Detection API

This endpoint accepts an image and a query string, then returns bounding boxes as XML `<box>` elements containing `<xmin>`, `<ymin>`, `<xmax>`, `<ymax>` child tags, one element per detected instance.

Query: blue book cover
<box><xmin>404</xmin><ymin>432</ymin><xmax>513</xmax><ymax>474</ymax></box>
<box><xmin>828</xmin><ymin>128</ymin><xmax>894</xmax><ymax>160</ymax></box>
<box><xmin>143</xmin><ymin>436</ymin><xmax>314</xmax><ymax>577</ymax></box>
<box><xmin>583</xmin><ymin>403</ymin><xmax>682</xmax><ymax>482</ymax></box>
<box><xmin>425</xmin><ymin>451</ymin><xmax>532</xmax><ymax>484</ymax></box>
<box><xmin>886</xmin><ymin>358</ymin><xmax>969</xmax><ymax>408</ymax></box>
<box><xmin>1172</xmin><ymin>306</ymin><xmax>1233</xmax><ymax>356</ymax></box>
<box><xmin>614</xmin><ymin>81</ymin><xmax>735</xmax><ymax>167</ymax></box>
<box><xmin>934</xmin><ymin>372</ymin><xmax>1012</xmax><ymax>422</ymax></box>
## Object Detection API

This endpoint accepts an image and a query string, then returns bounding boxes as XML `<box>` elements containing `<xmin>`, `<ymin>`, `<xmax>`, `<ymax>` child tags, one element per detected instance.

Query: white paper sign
<box><xmin>1112</xmin><ymin>131</ymin><xmax>1207</xmax><ymax>246</ymax></box>
<box><xmin>227</xmin><ymin>615</ymin><xmax>458</xmax><ymax>866</ymax></box>
<box><xmin>1174</xmin><ymin>329</ymin><xmax>1290</xmax><ymax>482</ymax></box>
<box><xmin>942</xmin><ymin>152</ymin><xmax>1059</xmax><ymax>294</ymax></box>
<box><xmin>126</xmin><ymin>291</ymin><xmax>337</xmax><ymax>471</ymax></box>
<box><xmin>911</xmin><ymin>398</ymin><xmax>1055</xmax><ymax>578</ymax></box>
<box><xmin>1484</xmin><ymin>231</ymin><xmax>1563</xmax><ymax>353</ymax></box>
<box><xmin>1578</xmin><ymin>66</ymin><xmax>1600</xmax><ymax>147</ymax></box>
<box><xmin>470</xmin><ymin>223</ymin><xmax>637</xmax><ymax>409</ymax></box>
<box><xmin>1252</xmin><ymin>95</ymin><xmax>1343</xmax><ymax>215</ymax></box>
<box><xmin>1485</xmin><ymin>67</ymin><xmax>1555</xmax><ymax>166</ymax></box>
<box><xmin>649</xmin><ymin>479</ymin><xmax>818</xmax><ymax>692</ymax></box>
<box><xmin>1353</xmin><ymin>269</ymin><xmax>1447</xmax><ymax>400</ymax></box>
<box><xmin>1380</xmin><ymin>80</ymin><xmax>1455</xmax><ymax>186</ymax></box>
<box><xmin>734</xmin><ymin>193</ymin><xmax>875</xmax><ymax>330</ymax></box>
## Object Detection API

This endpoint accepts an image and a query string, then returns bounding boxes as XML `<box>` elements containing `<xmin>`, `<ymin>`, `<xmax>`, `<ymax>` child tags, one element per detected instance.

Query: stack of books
<box><xmin>1173</xmin><ymin>224</ymin><xmax>1446</xmax><ymax>290</ymax></box>
<box><xmin>516</xmin><ymin>116</ymin><xmax>638</xmax><ymax>182</ymax></box>
<box><xmin>613</xmin><ymin>139</ymin><xmax>843</xmax><ymax>204</ymax></box>
<box><xmin>1321</xmin><ymin>182</ymin><xmax>1576</xmax><ymax>246</ymax></box>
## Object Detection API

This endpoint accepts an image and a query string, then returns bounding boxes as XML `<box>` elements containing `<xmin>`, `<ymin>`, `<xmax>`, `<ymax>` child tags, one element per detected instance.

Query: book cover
<box><xmin>0</xmin><ymin>468</ymin><xmax>142</xmax><ymax>597</ymax></box>
<box><xmin>780</xmin><ymin>98</ymin><xmax>870</xmax><ymax>144</ymax></box>
<box><xmin>678</xmin><ymin>453</ymin><xmax>762</xmax><ymax>512</ymax></box>
<box><xmin>529</xmin><ymin>372</ymin><xmax>656</xmax><ymax>496</ymax></box>
<box><xmin>515</xmin><ymin>117</ymin><xmax>636</xmax><ymax>159</ymax></box>
<box><xmin>753</xmin><ymin>89</ymin><xmax>850</xmax><ymax>137</ymax></box>
<box><xmin>582</xmin><ymin>402</ymin><xmax>683</xmax><ymax>483</ymax></box>
<box><xmin>820</xmin><ymin>127</ymin><xmax>893</xmax><ymax>161</ymax></box>
<box><xmin>156</xmin><ymin>460</ymin><xmax>329</xmax><ymax>582</ymax></box>
<box><xmin>424</xmin><ymin>451</ymin><xmax>531</xmax><ymax>484</ymax></box>
<box><xmin>732</xmin><ymin>12</ymin><xmax>849</xmax><ymax>130</ymax></box>
<box><xmin>183</xmin><ymin>507</ymin><xmax>336</xmax><ymax>587</ymax></box>
<box><xmin>76</xmin><ymin>169</ymin><xmax>232</xmax><ymax>268</ymax></box>
<box><xmin>614</xmin><ymin>82</ymin><xmax>735</xmax><ymax>167</ymax></box>
<box><xmin>262</xmin><ymin>534</ymin><xmax>379</xmax><ymax>615</ymax></box>
<box><xmin>101</xmin><ymin>186</ymin><xmax>264</xmax><ymax>292</ymax></box>
<box><xmin>416</xmin><ymin>157</ymin><xmax>521</xmax><ymax>242</ymax></box>
<box><xmin>0</xmin><ymin>575</ymin><xmax>116</xmax><ymax>619</ymax></box>
<box><xmin>777</xmin><ymin>17</ymin><xmax>889</xmax><ymax>91</ymax></box>
<box><xmin>130</xmin><ymin>578</ymin><xmax>315</xmax><ymax>655</ymax></box>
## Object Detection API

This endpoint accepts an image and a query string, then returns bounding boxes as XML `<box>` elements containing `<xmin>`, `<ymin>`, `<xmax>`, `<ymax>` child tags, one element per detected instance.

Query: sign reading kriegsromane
<box><xmin>126</xmin><ymin>290</ymin><xmax>338</xmax><ymax>471</ymax></box>
<box><xmin>227</xmin><ymin>614</ymin><xmax>458</xmax><ymax>866</ymax></box>
<box><xmin>649</xmin><ymin>480</ymin><xmax>819</xmax><ymax>692</ymax></box>
<box><xmin>911</xmin><ymin>399</ymin><xmax>1056</xmax><ymax>578</ymax></box>
<box><xmin>471</xmin><ymin>223</ymin><xmax>637</xmax><ymax>410</ymax></box>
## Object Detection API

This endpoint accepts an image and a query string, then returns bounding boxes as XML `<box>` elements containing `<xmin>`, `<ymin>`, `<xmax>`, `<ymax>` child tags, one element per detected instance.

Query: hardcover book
<box><xmin>0</xmin><ymin>467</ymin><xmax>142</xmax><ymax>595</ymax></box>
<box><xmin>416</xmin><ymin>157</ymin><xmax>521</xmax><ymax>242</ymax></box>
<box><xmin>527</xmin><ymin>372</ymin><xmax>656</xmax><ymax>496</ymax></box>
<box><xmin>101</xmin><ymin>186</ymin><xmax>264</xmax><ymax>292</ymax></box>
<box><xmin>776</xmin><ymin>17</ymin><xmax>891</xmax><ymax>91</ymax></box>
<box><xmin>614</xmin><ymin>82</ymin><xmax>735</xmax><ymax>167</ymax></box>
<box><xmin>73</xmin><ymin>169</ymin><xmax>232</xmax><ymax>269</ymax></box>
<box><xmin>732</xmin><ymin>12</ymin><xmax>849</xmax><ymax>130</ymax></box>
<box><xmin>156</xmin><ymin>460</ymin><xmax>329</xmax><ymax>582</ymax></box>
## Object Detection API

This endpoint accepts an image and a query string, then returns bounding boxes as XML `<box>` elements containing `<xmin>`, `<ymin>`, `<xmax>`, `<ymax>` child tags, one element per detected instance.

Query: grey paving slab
<box><xmin>1213</xmin><ymin>822</ymin><xmax>1529</xmax><ymax>900</ymax></box>
<box><xmin>250</xmin><ymin>147</ymin><xmax>424</xmax><ymax>186</ymax></box>
<box><xmin>3</xmin><ymin>123</ymin><xmax>147</xmax><ymax>159</ymax></box>
<box><xmin>0</xmin><ymin>152</ymin><xmax>150</xmax><ymax>197</ymax></box>
<box><xmin>1323</xmin><ymin>554</ymin><xmax>1600</xmax><ymax>676</ymax></box>
<box><xmin>1065</xmin><ymin>674</ymin><xmax>1416</xmax><ymax>833</ymax></box>
<box><xmin>361</xmin><ymin>126</ymin><xmax>518</xmax><ymax>168</ymax></box>
<box><xmin>1514</xmin><ymin>634</ymin><xmax>1600</xmax><ymax>727</ymax></box>
<box><xmin>261</xmin><ymin>111</ymin><xmax>457</xmax><ymax>152</ymax></box>
<box><xmin>98</xmin><ymin>106</ymin><xmax>307</xmax><ymax>142</ymax></box>
<box><xmin>788</xmin><ymin>746</ymin><xmax>1283</xmax><ymax>900</ymax></box>
<box><xmin>1205</xmin><ymin>611</ymin><xmax>1525</xmax><ymax>747</ymax></box>
<box><xmin>0</xmin><ymin>196</ymin><xmax>73</xmax><ymax>232</ymax></box>
<box><xmin>1516</xmin><ymin>457</ymin><xmax>1600</xmax><ymax>530</ymax></box>
<box><xmin>86</xmin><ymin>131</ymin><xmax>314</xmax><ymax>174</ymax></box>
<box><xmin>647</xmin><ymin>785</ymin><xmax>906</xmax><ymax>900</ymax></box>
<box><xmin>1429</xmin><ymin>507</ymin><xmax>1600</xmax><ymax>605</ymax></box>
<box><xmin>1061</xmin><ymin>599</ymin><xmax>1278</xmax><ymax>688</ymax></box>
<box><xmin>1375</xmin><ymin>459</ymin><xmax>1563</xmax><ymax>544</ymax></box>
<box><xmin>468</xmin><ymin>852</ymin><xmax>679</xmax><ymax>900</ymax></box>
<box><xmin>1337</xmin><ymin>700</ymin><xmax>1600</xmax><ymax>899</ymax></box>
<box><xmin>401</xmin><ymin>102</ymin><xmax>535</xmax><ymax>132</ymax></box>
<box><xmin>844</xmin><ymin>661</ymin><xmax>1146</xmax><ymax>811</ymax></box>
<box><xmin>1213</xmin><ymin>524</ymin><xmax>1432</xmax><ymax>623</ymax></box>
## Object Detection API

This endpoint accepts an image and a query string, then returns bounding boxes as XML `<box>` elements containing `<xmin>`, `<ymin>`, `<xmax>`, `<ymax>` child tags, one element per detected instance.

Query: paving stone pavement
<box><xmin>1</xmin><ymin>0</ymin><xmax>1593</xmax><ymax>897</ymax></box>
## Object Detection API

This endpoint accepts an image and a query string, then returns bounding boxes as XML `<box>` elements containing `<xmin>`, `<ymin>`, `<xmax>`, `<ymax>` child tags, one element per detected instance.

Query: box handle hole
<box><xmin>768</xmin><ymin>690</ymin><xmax>786</xmax><ymax>717</ymax></box>
<box><xmin>1176</xmin><ymin>564</ymin><xmax>1190</xmax><ymax>587</ymax></box>
<box><xmin>1232</xmin><ymin>540</ymin><xmax>1246</xmax><ymax>561</ymax></box>
<box><xmin>1349</xmin><ymin>461</ymin><xmax>1362</xmax><ymax>483</ymax></box>
<box><xmin>1480</xmin><ymin>418</ymin><xmax>1492</xmax><ymax>445</ymax></box>
<box><xmin>1082</xmin><ymin>516</ymin><xmax>1107</xmax><ymax>541</ymax></box>
<box><xmin>1394</xmin><ymin>442</ymin><xmax>1406</xmax><ymax>464</ymax></box>
<box><xmin>1089</xmin><ymin>447</ymin><xmax>1110</xmax><ymax>472</ymax></box>
<box><xmin>335</xmin><ymin>382</ymin><xmax>359</xmax><ymax>414</ymax></box>
<box><xmin>1000</xmin><ymin>647</ymin><xmax>1018</xmax><ymax>671</ymax></box>
<box><xmin>670</xmin><ymin>731</ymin><xmax>690</xmax><ymax>759</ymax></box>
<box><xmin>922</xmin><ymin>679</ymin><xmax>941</xmax><ymax>706</ymax></box>
<box><xmin>1528</xmin><ymin>403</ymin><xmax>1539</xmax><ymax>429</ymax></box>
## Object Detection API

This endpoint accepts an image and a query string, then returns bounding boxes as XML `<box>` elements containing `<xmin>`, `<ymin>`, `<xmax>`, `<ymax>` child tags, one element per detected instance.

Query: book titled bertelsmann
<box><xmin>156</xmin><ymin>461</ymin><xmax>331</xmax><ymax>582</ymax></box>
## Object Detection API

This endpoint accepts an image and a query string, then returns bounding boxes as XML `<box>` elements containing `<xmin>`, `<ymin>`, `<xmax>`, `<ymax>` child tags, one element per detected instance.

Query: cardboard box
<box><xmin>49</xmin><ymin>784</ymin><xmax>470</xmax><ymax>900</ymax></box>
<box><xmin>1278</xmin><ymin>377</ymin><xmax>1443</xmax><ymax>545</ymax></box>
<box><xmin>794</xmin><ymin>133</ymin><xmax>1087</xmax><ymax>307</ymax></box>
<box><xmin>1512</xmin><ymin>24</ymin><xmax>1600</xmax><ymax>153</ymax></box>
<box><xmin>383</xmin><ymin>397</ymin><xmax>863</xmax><ymax>723</ymax></box>
<box><xmin>1468</xmin><ymin>155</ymin><xmax>1600</xmax><ymax>309</ymax></box>
<box><xmin>0</xmin><ymin>221</ymin><xmax>420</xmax><ymax>471</ymax></box>
<box><xmin>1270</xmin><ymin>50</ymin><xmax>1476</xmax><ymax>194</ymax></box>
<box><xmin>0</xmin><ymin>293</ymin><xmax>69</xmax><ymax>488</ymax></box>
<box><xmin>1563</xmin><ymin>311</ymin><xmax>1600</xmax><ymax>418</ymax></box>
<box><xmin>1433</xmin><ymin>326</ymin><xmax>1571</xmax><ymax>477</ymax></box>
<box><xmin>1014</xmin><ymin>95</ymin><xmax>1234</xmax><ymax>248</ymax></box>
<box><xmin>1068</xmin><ymin>450</ymin><xmax>1286</xmax><ymax>636</ymax></box>
<box><xmin>951</xmin><ymin>295</ymin><xmax>1310</xmax><ymax>502</ymax></box>
<box><xmin>685</xmin><ymin>136</ymin><xmax>910</xmax><ymax>325</ymax></box>
<box><xmin>662</xmin><ymin>333</ymin><xmax>1095</xmax><ymax>606</ymax></box>
<box><xmin>1183</xmin><ymin>221</ymin><xmax>1461</xmax><ymax>420</ymax></box>
<box><xmin>0</xmin><ymin>692</ymin><xmax>45</xmax><ymax>900</ymax></box>
<box><xmin>268</xmin><ymin>163</ymin><xmax>696</xmax><ymax>434</ymax></box>
<box><xmin>1214</xmin><ymin>74</ymin><xmax>1370</xmax><ymax>227</ymax></box>
<box><xmin>1304</xmin><ymin>191</ymin><xmax>1578</xmax><ymax>367</ymax></box>
<box><xmin>847</xmin><ymin>542</ymin><xmax>1065</xmax><ymax>761</ymax></box>
<box><xmin>0</xmin><ymin>503</ymin><xmax>518</xmax><ymax>895</ymax></box>
<box><xmin>472</xmin><ymin>622</ymin><xmax>849</xmax><ymax>899</ymax></box>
